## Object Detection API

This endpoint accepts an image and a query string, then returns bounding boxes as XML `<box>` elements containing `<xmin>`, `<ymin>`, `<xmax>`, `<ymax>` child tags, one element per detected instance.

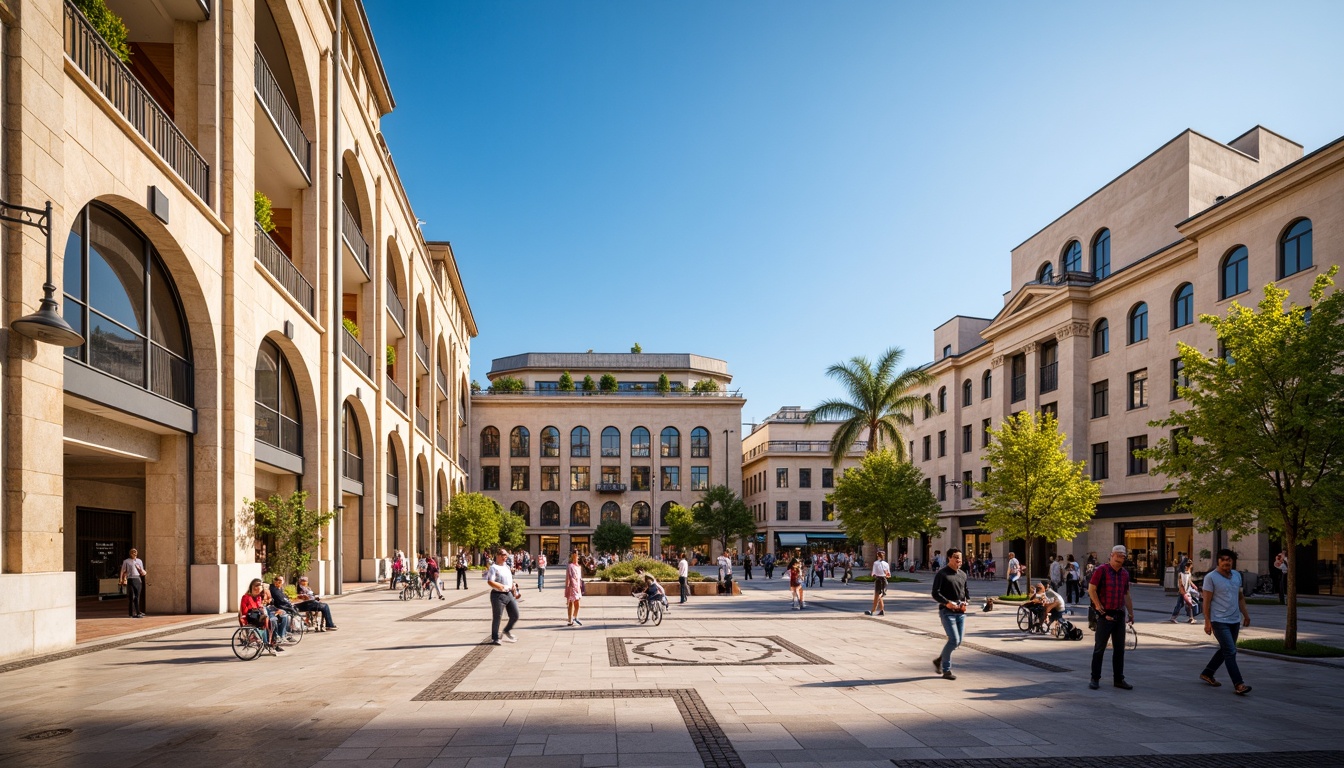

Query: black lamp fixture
<box><xmin>5</xmin><ymin>199</ymin><xmax>84</xmax><ymax>347</ymax></box>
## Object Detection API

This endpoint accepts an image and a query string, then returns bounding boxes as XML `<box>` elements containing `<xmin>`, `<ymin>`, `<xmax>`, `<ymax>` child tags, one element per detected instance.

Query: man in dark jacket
<box><xmin>931</xmin><ymin>548</ymin><xmax>969</xmax><ymax>680</ymax></box>
<box><xmin>268</xmin><ymin>576</ymin><xmax>298</xmax><ymax>641</ymax></box>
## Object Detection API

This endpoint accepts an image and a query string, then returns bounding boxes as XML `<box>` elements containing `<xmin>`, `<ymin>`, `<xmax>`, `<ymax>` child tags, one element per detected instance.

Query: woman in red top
<box><xmin>239</xmin><ymin>578</ymin><xmax>282</xmax><ymax>652</ymax></box>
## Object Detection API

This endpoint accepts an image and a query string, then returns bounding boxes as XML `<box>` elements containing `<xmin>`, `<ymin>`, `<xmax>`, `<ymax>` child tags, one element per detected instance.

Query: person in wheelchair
<box><xmin>633</xmin><ymin>567</ymin><xmax>669</xmax><ymax>611</ymax></box>
<box><xmin>1028</xmin><ymin>581</ymin><xmax>1066</xmax><ymax>634</ymax></box>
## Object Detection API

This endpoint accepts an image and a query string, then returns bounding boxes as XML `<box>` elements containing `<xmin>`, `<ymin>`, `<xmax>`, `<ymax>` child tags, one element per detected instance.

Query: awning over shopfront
<box><xmin>805</xmin><ymin>532</ymin><xmax>848</xmax><ymax>541</ymax></box>
<box><xmin>776</xmin><ymin>533</ymin><xmax>808</xmax><ymax>547</ymax></box>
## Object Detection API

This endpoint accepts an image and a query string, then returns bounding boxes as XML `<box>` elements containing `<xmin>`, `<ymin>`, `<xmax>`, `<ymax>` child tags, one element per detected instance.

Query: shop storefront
<box><xmin>540</xmin><ymin>535</ymin><xmax>560</xmax><ymax>564</ymax></box>
<box><xmin>569</xmin><ymin>535</ymin><xmax>590</xmax><ymax>556</ymax></box>
<box><xmin>1118</xmin><ymin>520</ymin><xmax>1192</xmax><ymax>583</ymax></box>
<box><xmin>631</xmin><ymin>536</ymin><xmax>651</xmax><ymax>558</ymax></box>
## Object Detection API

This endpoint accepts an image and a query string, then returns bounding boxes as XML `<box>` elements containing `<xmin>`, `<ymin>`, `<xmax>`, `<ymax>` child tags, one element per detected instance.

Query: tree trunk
<box><xmin>1024</xmin><ymin>536</ymin><xmax>1033</xmax><ymax>589</ymax></box>
<box><xmin>867</xmin><ymin>424</ymin><xmax>879</xmax><ymax>454</ymax></box>
<box><xmin>1285</xmin><ymin>529</ymin><xmax>1298</xmax><ymax>651</ymax></box>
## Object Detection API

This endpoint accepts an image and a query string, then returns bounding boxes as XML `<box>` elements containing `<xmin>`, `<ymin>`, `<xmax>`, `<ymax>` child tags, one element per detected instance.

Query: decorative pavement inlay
<box><xmin>607</xmin><ymin>635</ymin><xmax>831</xmax><ymax>666</ymax></box>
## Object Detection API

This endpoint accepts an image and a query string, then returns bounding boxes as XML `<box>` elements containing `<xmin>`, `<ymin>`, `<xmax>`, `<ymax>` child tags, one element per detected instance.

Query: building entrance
<box><xmin>76</xmin><ymin>508</ymin><xmax>133</xmax><ymax>597</ymax></box>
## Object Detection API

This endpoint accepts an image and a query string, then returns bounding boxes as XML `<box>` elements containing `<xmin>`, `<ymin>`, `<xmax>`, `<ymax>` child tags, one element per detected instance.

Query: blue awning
<box><xmin>805</xmin><ymin>532</ymin><xmax>849</xmax><ymax>540</ymax></box>
<box><xmin>776</xmin><ymin>533</ymin><xmax>809</xmax><ymax>547</ymax></box>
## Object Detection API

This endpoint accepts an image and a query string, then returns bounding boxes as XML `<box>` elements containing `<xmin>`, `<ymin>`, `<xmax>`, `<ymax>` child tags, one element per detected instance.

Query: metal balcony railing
<box><xmin>741</xmin><ymin>440</ymin><xmax>868</xmax><ymax>462</ymax></box>
<box><xmin>416</xmin><ymin>410</ymin><xmax>429</xmax><ymax>435</ymax></box>
<box><xmin>385</xmin><ymin>374</ymin><xmax>407</xmax><ymax>414</ymax></box>
<box><xmin>437</xmin><ymin>367</ymin><xmax>448</xmax><ymax>396</ymax></box>
<box><xmin>386</xmin><ymin>474</ymin><xmax>399</xmax><ymax>499</ymax></box>
<box><xmin>596</xmin><ymin>482</ymin><xmax>626</xmax><ymax>494</ymax></box>
<box><xmin>386</xmin><ymin>280</ymin><xmax>405</xmax><ymax>330</ymax></box>
<box><xmin>459</xmin><ymin>455</ymin><xmax>468</xmax><ymax>473</ymax></box>
<box><xmin>341</xmin><ymin>326</ymin><xmax>372</xmax><ymax>378</ymax></box>
<box><xmin>436</xmin><ymin>433</ymin><xmax>448</xmax><ymax>454</ymax></box>
<box><xmin>255</xmin><ymin>224</ymin><xmax>314</xmax><ymax>315</ymax></box>
<box><xmin>415</xmin><ymin>335</ymin><xmax>429</xmax><ymax>367</ymax></box>
<box><xmin>341</xmin><ymin>203</ymin><xmax>371</xmax><ymax>276</ymax></box>
<box><xmin>1011</xmin><ymin>373</ymin><xmax>1027</xmax><ymax>403</ymax></box>
<box><xmin>254</xmin><ymin>45</ymin><xmax>311</xmax><ymax>181</ymax></box>
<box><xmin>343</xmin><ymin>450</ymin><xmax>362</xmax><ymax>481</ymax></box>
<box><xmin>1040</xmin><ymin>361</ymin><xmax>1059</xmax><ymax>393</ymax></box>
<box><xmin>64</xmin><ymin>1</ymin><xmax>211</xmax><ymax>203</ymax></box>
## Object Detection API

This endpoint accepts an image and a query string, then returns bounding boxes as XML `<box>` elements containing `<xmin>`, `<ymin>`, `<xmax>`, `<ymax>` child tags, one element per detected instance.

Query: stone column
<box><xmin>145</xmin><ymin>435</ymin><xmax>190</xmax><ymax>614</ymax></box>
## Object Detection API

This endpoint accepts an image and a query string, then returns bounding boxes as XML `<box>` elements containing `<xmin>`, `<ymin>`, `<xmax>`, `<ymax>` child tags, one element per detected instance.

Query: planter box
<box><xmin>581</xmin><ymin>580</ymin><xmax>739</xmax><ymax>597</ymax></box>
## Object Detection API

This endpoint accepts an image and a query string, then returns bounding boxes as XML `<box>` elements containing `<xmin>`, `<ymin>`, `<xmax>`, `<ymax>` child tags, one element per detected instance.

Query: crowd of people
<box><xmin>237</xmin><ymin>574</ymin><xmax>339</xmax><ymax>655</ymax></box>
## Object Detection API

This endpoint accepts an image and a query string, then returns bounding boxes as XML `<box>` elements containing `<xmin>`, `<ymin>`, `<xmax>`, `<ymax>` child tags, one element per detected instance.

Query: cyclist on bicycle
<box><xmin>633</xmin><ymin>567</ymin><xmax>668</xmax><ymax>611</ymax></box>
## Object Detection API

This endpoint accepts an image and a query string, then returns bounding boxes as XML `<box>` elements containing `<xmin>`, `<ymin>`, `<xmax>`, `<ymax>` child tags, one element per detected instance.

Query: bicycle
<box><xmin>400</xmin><ymin>579</ymin><xmax>424</xmax><ymax>601</ymax></box>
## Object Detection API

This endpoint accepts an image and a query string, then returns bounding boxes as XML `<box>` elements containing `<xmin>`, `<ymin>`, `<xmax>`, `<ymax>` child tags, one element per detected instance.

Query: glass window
<box><xmin>775</xmin><ymin>501</ymin><xmax>788</xmax><ymax>521</ymax></box>
<box><xmin>922</xmin><ymin>435</ymin><xmax>931</xmax><ymax>461</ymax></box>
<box><xmin>938</xmin><ymin>430</ymin><xmax>946</xmax><ymax>457</ymax></box>
<box><xmin>255</xmin><ymin>339</ymin><xmax>302</xmax><ymax>455</ymax></box>
<box><xmin>1171</xmin><ymin>357</ymin><xmax>1188</xmax><ymax>400</ymax></box>
<box><xmin>962</xmin><ymin>424</ymin><xmax>972</xmax><ymax>453</ymax></box>
<box><xmin>691</xmin><ymin>466</ymin><xmax>709</xmax><ymax>491</ymax></box>
<box><xmin>923</xmin><ymin>393</ymin><xmax>932</xmax><ymax>419</ymax></box>
<box><xmin>569</xmin><ymin>426</ymin><xmax>589</xmax><ymax>457</ymax></box>
<box><xmin>511</xmin><ymin>501</ymin><xmax>530</xmax><ymax>526</ymax></box>
<box><xmin>798</xmin><ymin>468</ymin><xmax>811</xmax><ymax>488</ymax></box>
<box><xmin>570</xmin><ymin>465</ymin><xmax>590</xmax><ymax>491</ymax></box>
<box><xmin>482</xmin><ymin>466</ymin><xmax>500</xmax><ymax>491</ymax></box>
<box><xmin>962</xmin><ymin>470</ymin><xmax>973</xmax><ymax>498</ymax></box>
<box><xmin>1010</xmin><ymin>354</ymin><xmax>1026</xmax><ymax>402</ymax></box>
<box><xmin>936</xmin><ymin>387</ymin><xmax>946</xmax><ymax>413</ymax></box>
<box><xmin>600</xmin><ymin>501</ymin><xmax>620</xmax><ymax>524</ymax></box>
<box><xmin>631</xmin><ymin>502</ymin><xmax>651</xmax><ymax>527</ymax></box>
<box><xmin>938</xmin><ymin>476</ymin><xmax>947</xmax><ymax>501</ymax></box>
<box><xmin>821</xmin><ymin>468</ymin><xmax>834</xmax><ymax>488</ymax></box>
<box><xmin>776</xmin><ymin>468</ymin><xmax>788</xmax><ymax>488</ymax></box>
<box><xmin>660</xmin><ymin>501</ymin><xmax>675</xmax><ymax>527</ymax></box>
<box><xmin>1128</xmin><ymin>369</ymin><xmax>1148</xmax><ymax>410</ymax></box>
<box><xmin>821</xmin><ymin>501</ymin><xmax>835</xmax><ymax>521</ymax></box>
<box><xmin>1091</xmin><ymin>442</ymin><xmax>1108</xmax><ymax>480</ymax></box>
<box><xmin>690</xmin><ymin>427</ymin><xmax>710</xmax><ymax>458</ymax></box>
<box><xmin>572</xmin><ymin>502</ymin><xmax>593</xmax><ymax>526</ymax></box>
<box><xmin>661</xmin><ymin>466</ymin><xmax>680</xmax><ymax>491</ymax></box>
<box><xmin>1127</xmin><ymin>436</ymin><xmax>1148</xmax><ymax>475</ymax></box>
<box><xmin>510</xmin><ymin>426</ymin><xmax>529</xmax><ymax>457</ymax></box>
<box><xmin>1173</xmin><ymin>283</ymin><xmax>1194</xmax><ymax>328</ymax></box>
<box><xmin>510</xmin><ymin>466</ymin><xmax>529</xmax><ymax>491</ymax></box>
<box><xmin>1221</xmin><ymin>246</ymin><xmax>1249</xmax><ymax>299</ymax></box>
<box><xmin>540</xmin><ymin>501</ymin><xmax>560</xmax><ymax>526</ymax></box>
<box><xmin>799</xmin><ymin>501</ymin><xmax>812</xmax><ymax>521</ymax></box>
<box><xmin>1092</xmin><ymin>229</ymin><xmax>1111</xmax><ymax>279</ymax></box>
<box><xmin>1128</xmin><ymin>303</ymin><xmax>1148</xmax><ymax>344</ymax></box>
<box><xmin>541</xmin><ymin>466</ymin><xmax>560</xmax><ymax>491</ymax></box>
<box><xmin>982</xmin><ymin>370</ymin><xmax>992</xmax><ymax>400</ymax></box>
<box><xmin>982</xmin><ymin>418</ymin><xmax>991</xmax><ymax>447</ymax></box>
<box><xmin>601</xmin><ymin>426</ymin><xmax>620</xmax><ymax>457</ymax></box>
<box><xmin>942</xmin><ymin>344</ymin><xmax>952</xmax><ymax>359</ymax></box>
<box><xmin>660</xmin><ymin>427</ymin><xmax>680</xmax><ymax>457</ymax></box>
<box><xmin>631</xmin><ymin>427</ymin><xmax>650</xmax><ymax>457</ymax></box>
<box><xmin>1280</xmin><ymin>219</ymin><xmax>1312</xmax><ymax>278</ymax></box>
<box><xmin>540</xmin><ymin>426</ymin><xmax>560</xmax><ymax>457</ymax></box>
<box><xmin>601</xmin><ymin>465</ymin><xmax>621</xmax><ymax>485</ymax></box>
<box><xmin>1037</xmin><ymin>262</ymin><xmax>1054</xmax><ymax>284</ymax></box>
<box><xmin>1093</xmin><ymin>319</ymin><xmax>1109</xmax><ymax>356</ymax></box>
<box><xmin>1092</xmin><ymin>380</ymin><xmax>1108</xmax><ymax>418</ymax></box>
<box><xmin>631</xmin><ymin>466</ymin><xmax>650</xmax><ymax>491</ymax></box>
<box><xmin>480</xmin><ymin>426</ymin><xmax>499</xmax><ymax>458</ymax></box>
<box><xmin>1062</xmin><ymin>240</ymin><xmax>1082</xmax><ymax>273</ymax></box>
<box><xmin>962</xmin><ymin>379</ymin><xmax>972</xmax><ymax>407</ymax></box>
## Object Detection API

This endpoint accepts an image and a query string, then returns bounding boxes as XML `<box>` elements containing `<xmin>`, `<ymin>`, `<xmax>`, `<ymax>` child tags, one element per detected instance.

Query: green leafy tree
<box><xmin>75</xmin><ymin>0</ymin><xmax>131</xmax><ymax>63</ymax></box>
<box><xmin>489</xmin><ymin>376</ymin><xmax>525</xmax><ymax>393</ymax></box>
<box><xmin>663</xmin><ymin>503</ymin><xmax>703</xmax><ymax>551</ymax></box>
<box><xmin>498</xmin><ymin>507</ymin><xmax>527</xmax><ymax>551</ymax></box>
<box><xmin>827</xmin><ymin>450</ymin><xmax>942</xmax><ymax>555</ymax></box>
<box><xmin>657</xmin><ymin>373</ymin><xmax>670</xmax><ymax>393</ymax></box>
<box><xmin>250</xmin><ymin>490</ymin><xmax>336</xmax><ymax>583</ymax></box>
<box><xmin>692</xmin><ymin>379</ymin><xmax>721</xmax><ymax>393</ymax></box>
<box><xmin>693</xmin><ymin>485</ymin><xmax>756</xmax><ymax>554</ymax></box>
<box><xmin>470</xmin><ymin>380</ymin><xmax>481</xmax><ymax>393</ymax></box>
<box><xmin>972</xmin><ymin>411</ymin><xmax>1101</xmax><ymax>585</ymax></box>
<box><xmin>558</xmin><ymin>371</ymin><xmax>575</xmax><ymax>391</ymax></box>
<box><xmin>593</xmin><ymin>519</ymin><xmax>635</xmax><ymax>555</ymax></box>
<box><xmin>582</xmin><ymin>375</ymin><xmax>597</xmax><ymax>392</ymax></box>
<box><xmin>599</xmin><ymin>373</ymin><xmax>618</xmax><ymax>392</ymax></box>
<box><xmin>439</xmin><ymin>492</ymin><xmax>504</xmax><ymax>560</ymax></box>
<box><xmin>631</xmin><ymin>342</ymin><xmax>643</xmax><ymax>353</ymax></box>
<box><xmin>806</xmin><ymin>346</ymin><xmax>934</xmax><ymax>466</ymax></box>
<box><xmin>1143</xmin><ymin>269</ymin><xmax>1344</xmax><ymax>650</ymax></box>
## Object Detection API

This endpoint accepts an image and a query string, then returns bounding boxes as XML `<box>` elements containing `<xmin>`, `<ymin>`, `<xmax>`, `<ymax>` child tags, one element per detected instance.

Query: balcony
<box><xmin>472</xmin><ymin>387</ymin><xmax>746</xmax><ymax>398</ymax></box>
<box><xmin>1040</xmin><ymin>361</ymin><xmax>1059</xmax><ymax>393</ymax></box>
<box><xmin>1011</xmin><ymin>373</ymin><xmax>1027</xmax><ymax>403</ymax></box>
<box><xmin>343</xmin><ymin>450</ymin><xmax>362</xmax><ymax>481</ymax></box>
<box><xmin>437</xmin><ymin>366</ymin><xmax>448</xmax><ymax>397</ymax></box>
<box><xmin>742</xmin><ymin>440</ymin><xmax>868</xmax><ymax>462</ymax></box>
<box><xmin>63</xmin><ymin>1</ymin><xmax>210</xmax><ymax>203</ymax></box>
<box><xmin>386</xmin><ymin>474</ymin><xmax>399</xmax><ymax>499</ymax></box>
<box><xmin>415</xmin><ymin>335</ymin><xmax>429</xmax><ymax>370</ymax></box>
<box><xmin>416</xmin><ymin>409</ymin><xmax>430</xmax><ymax>435</ymax></box>
<box><xmin>342</xmin><ymin>326</ymin><xmax>372</xmax><ymax>379</ymax></box>
<box><xmin>596</xmin><ymin>483</ymin><xmax>627</xmax><ymax>494</ymax></box>
<box><xmin>386</xmin><ymin>280</ymin><xmax>406</xmax><ymax>332</ymax></box>
<box><xmin>436</xmin><ymin>433</ymin><xmax>448</xmax><ymax>454</ymax></box>
<box><xmin>459</xmin><ymin>455</ymin><xmax>469</xmax><ymax>473</ymax></box>
<box><xmin>255</xmin><ymin>224</ymin><xmax>314</xmax><ymax>315</ymax></box>
<box><xmin>385</xmin><ymin>374</ymin><xmax>407</xmax><ymax>414</ymax></box>
<box><xmin>254</xmin><ymin>45</ymin><xmax>311</xmax><ymax>185</ymax></box>
<box><xmin>341</xmin><ymin>203</ymin><xmax>371</xmax><ymax>277</ymax></box>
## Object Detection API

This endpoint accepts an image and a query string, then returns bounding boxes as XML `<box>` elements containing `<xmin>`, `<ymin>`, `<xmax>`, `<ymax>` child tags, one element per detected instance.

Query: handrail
<box><xmin>1040</xmin><ymin>361</ymin><xmax>1059</xmax><ymax>393</ymax></box>
<box><xmin>437</xmin><ymin>366</ymin><xmax>448</xmax><ymax>396</ymax></box>
<box><xmin>253</xmin><ymin>45</ymin><xmax>311</xmax><ymax>180</ymax></box>
<box><xmin>415</xmin><ymin>334</ymin><xmax>429</xmax><ymax>367</ymax></box>
<box><xmin>436</xmin><ymin>433</ymin><xmax>448</xmax><ymax>454</ymax></box>
<box><xmin>385</xmin><ymin>374</ymin><xmax>407</xmax><ymax>414</ymax></box>
<box><xmin>64</xmin><ymin>1</ymin><xmax>210</xmax><ymax>203</ymax></box>
<box><xmin>473</xmin><ymin>388</ymin><xmax>745</xmax><ymax>398</ymax></box>
<box><xmin>255</xmin><ymin>223</ymin><xmax>314</xmax><ymax>314</ymax></box>
<box><xmin>342</xmin><ymin>326</ymin><xmax>372</xmax><ymax>378</ymax></box>
<box><xmin>742</xmin><ymin>440</ymin><xmax>867</xmax><ymax>461</ymax></box>
<box><xmin>416</xmin><ymin>410</ymin><xmax>430</xmax><ymax>435</ymax></box>
<box><xmin>386</xmin><ymin>279</ymin><xmax>405</xmax><ymax>329</ymax></box>
<box><xmin>341</xmin><ymin>203</ymin><xmax>371</xmax><ymax>275</ymax></box>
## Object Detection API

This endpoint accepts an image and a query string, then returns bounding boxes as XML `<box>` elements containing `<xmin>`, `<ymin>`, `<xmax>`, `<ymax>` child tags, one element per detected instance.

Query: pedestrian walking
<box><xmin>677</xmin><ymin>552</ymin><xmax>690</xmax><ymax>604</ymax></box>
<box><xmin>865</xmin><ymin>551</ymin><xmax>890</xmax><ymax>616</ymax></box>
<box><xmin>425</xmin><ymin>555</ymin><xmax>444</xmax><ymax>599</ymax></box>
<box><xmin>814</xmin><ymin>555</ymin><xmax>826</xmax><ymax>589</ymax></box>
<box><xmin>565</xmin><ymin>551</ymin><xmax>584</xmax><ymax>626</ymax></box>
<box><xmin>843</xmin><ymin>552</ymin><xmax>854</xmax><ymax>584</ymax></box>
<box><xmin>763</xmin><ymin>552</ymin><xmax>775</xmax><ymax>580</ymax></box>
<box><xmin>1087</xmin><ymin>545</ymin><xmax>1135</xmax><ymax>690</ymax></box>
<box><xmin>1065</xmin><ymin>554</ymin><xmax>1081</xmax><ymax>604</ymax></box>
<box><xmin>486</xmin><ymin>549</ymin><xmax>520</xmax><ymax>644</ymax></box>
<box><xmin>1168</xmin><ymin>561</ymin><xmax>1198</xmax><ymax>623</ymax></box>
<box><xmin>119</xmin><ymin>548</ymin><xmax>147</xmax><ymax>618</ymax></box>
<box><xmin>717</xmin><ymin>550</ymin><xmax>733</xmax><ymax>594</ymax></box>
<box><xmin>789</xmin><ymin>558</ymin><xmax>805</xmax><ymax>609</ymax></box>
<box><xmin>743</xmin><ymin>555</ymin><xmax>753</xmax><ymax>580</ymax></box>
<box><xmin>1200</xmin><ymin>549</ymin><xmax>1252</xmax><ymax>695</ymax></box>
<box><xmin>1006</xmin><ymin>551</ymin><xmax>1023</xmax><ymax>595</ymax></box>
<box><xmin>536</xmin><ymin>552</ymin><xmax>547</xmax><ymax>591</ymax></box>
<box><xmin>456</xmin><ymin>550</ymin><xmax>469</xmax><ymax>589</ymax></box>
<box><xmin>1273</xmin><ymin>551</ymin><xmax>1288</xmax><ymax>605</ymax></box>
<box><xmin>932</xmin><ymin>548</ymin><xmax>969</xmax><ymax>680</ymax></box>
<box><xmin>1049</xmin><ymin>556</ymin><xmax>1064</xmax><ymax>592</ymax></box>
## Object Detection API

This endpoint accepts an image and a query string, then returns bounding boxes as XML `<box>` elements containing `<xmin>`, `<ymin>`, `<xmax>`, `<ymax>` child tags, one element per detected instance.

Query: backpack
<box><xmin>1065</xmin><ymin>620</ymin><xmax>1084</xmax><ymax>641</ymax></box>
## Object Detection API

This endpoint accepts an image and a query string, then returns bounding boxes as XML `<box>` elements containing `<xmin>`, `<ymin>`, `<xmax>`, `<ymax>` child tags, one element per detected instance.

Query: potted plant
<box><xmin>255</xmin><ymin>191</ymin><xmax>277</xmax><ymax>233</ymax></box>
<box><xmin>342</xmin><ymin>318</ymin><xmax>360</xmax><ymax>339</ymax></box>
<box><xmin>74</xmin><ymin>0</ymin><xmax>132</xmax><ymax>63</ymax></box>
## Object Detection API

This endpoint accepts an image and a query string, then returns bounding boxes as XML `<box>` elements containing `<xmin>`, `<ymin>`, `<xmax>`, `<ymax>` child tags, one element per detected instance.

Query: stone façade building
<box><xmin>902</xmin><ymin>126</ymin><xmax>1342</xmax><ymax>589</ymax></box>
<box><xmin>469</xmin><ymin>353</ymin><xmax>745</xmax><ymax>562</ymax></box>
<box><xmin>0</xmin><ymin>0</ymin><xmax>475</xmax><ymax>662</ymax></box>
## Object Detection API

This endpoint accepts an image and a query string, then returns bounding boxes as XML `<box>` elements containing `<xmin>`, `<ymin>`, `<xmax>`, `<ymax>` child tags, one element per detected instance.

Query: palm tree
<box><xmin>806</xmin><ymin>347</ymin><xmax>933</xmax><ymax>466</ymax></box>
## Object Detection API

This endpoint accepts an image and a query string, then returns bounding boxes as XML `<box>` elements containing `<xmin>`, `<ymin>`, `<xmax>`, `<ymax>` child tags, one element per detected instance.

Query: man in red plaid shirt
<box><xmin>1088</xmin><ymin>544</ymin><xmax>1135</xmax><ymax>690</ymax></box>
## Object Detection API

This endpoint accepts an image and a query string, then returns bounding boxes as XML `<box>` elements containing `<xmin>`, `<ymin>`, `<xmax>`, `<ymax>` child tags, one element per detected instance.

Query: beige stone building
<box><xmin>469</xmin><ymin>353</ymin><xmax>744</xmax><ymax>562</ymax></box>
<box><xmin>0</xmin><ymin>0</ymin><xmax>475</xmax><ymax>662</ymax></box>
<box><xmin>903</xmin><ymin>126</ymin><xmax>1342</xmax><ymax>589</ymax></box>
<box><xmin>740</xmin><ymin>406</ymin><xmax>864</xmax><ymax>557</ymax></box>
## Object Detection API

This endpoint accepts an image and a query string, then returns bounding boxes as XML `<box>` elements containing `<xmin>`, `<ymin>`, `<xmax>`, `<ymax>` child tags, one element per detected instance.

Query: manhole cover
<box><xmin>21</xmin><ymin>728</ymin><xmax>72</xmax><ymax>741</ymax></box>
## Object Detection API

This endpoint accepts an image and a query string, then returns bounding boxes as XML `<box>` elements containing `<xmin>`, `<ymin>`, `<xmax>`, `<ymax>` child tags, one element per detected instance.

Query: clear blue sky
<box><xmin>366</xmin><ymin>1</ymin><xmax>1344</xmax><ymax>427</ymax></box>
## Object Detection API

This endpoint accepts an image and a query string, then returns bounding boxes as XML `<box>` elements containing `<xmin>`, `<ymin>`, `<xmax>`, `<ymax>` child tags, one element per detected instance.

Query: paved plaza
<box><xmin>3</xmin><ymin>571</ymin><xmax>1344</xmax><ymax>768</ymax></box>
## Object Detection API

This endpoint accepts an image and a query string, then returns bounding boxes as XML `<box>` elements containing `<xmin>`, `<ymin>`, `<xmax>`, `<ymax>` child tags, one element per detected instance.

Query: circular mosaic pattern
<box><xmin>628</xmin><ymin>637</ymin><xmax>785</xmax><ymax>664</ymax></box>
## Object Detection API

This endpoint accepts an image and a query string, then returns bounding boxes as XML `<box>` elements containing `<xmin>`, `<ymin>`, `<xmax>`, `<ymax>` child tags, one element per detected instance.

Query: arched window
<box><xmin>511</xmin><ymin>501</ymin><xmax>530</xmax><ymax>526</ymax></box>
<box><xmin>937</xmin><ymin>386</ymin><xmax>947</xmax><ymax>413</ymax></box>
<box><xmin>255</xmin><ymin>339</ymin><xmax>302</xmax><ymax>455</ymax></box>
<box><xmin>598</xmin><ymin>501</ymin><xmax>618</xmax><ymax>524</ymax></box>
<box><xmin>1092</xmin><ymin>229</ymin><xmax>1111</xmax><ymax>279</ymax></box>
<box><xmin>540</xmin><ymin>501</ymin><xmax>560</xmax><ymax>526</ymax></box>
<box><xmin>510</xmin><ymin>426</ymin><xmax>529</xmax><ymax>457</ymax></box>
<box><xmin>571</xmin><ymin>501</ymin><xmax>592</xmax><ymax>526</ymax></box>
<box><xmin>923</xmin><ymin>393</ymin><xmax>932</xmax><ymax>419</ymax></box>
<box><xmin>568</xmin><ymin>426</ymin><xmax>589</xmax><ymax>457</ymax></box>
<box><xmin>1061</xmin><ymin>240</ymin><xmax>1082</xmax><ymax>273</ymax></box>
<box><xmin>1128</xmin><ymin>303</ymin><xmax>1149</xmax><ymax>344</ymax></box>
<box><xmin>342</xmin><ymin>403</ymin><xmax>362</xmax><ymax>480</ymax></box>
<box><xmin>601</xmin><ymin>426</ymin><xmax>621</xmax><ymax>457</ymax></box>
<box><xmin>1093</xmin><ymin>319</ymin><xmax>1110</xmax><ymax>356</ymax></box>
<box><xmin>1172</xmin><ymin>283</ymin><xmax>1194</xmax><ymax>329</ymax></box>
<box><xmin>480</xmin><ymin>426</ymin><xmax>500</xmax><ymax>457</ymax></box>
<box><xmin>541</xmin><ymin>426</ymin><xmax>560</xmax><ymax>457</ymax></box>
<box><xmin>961</xmin><ymin>379</ymin><xmax>972</xmax><ymax>407</ymax></box>
<box><xmin>1280</xmin><ymin>219</ymin><xmax>1312</xmax><ymax>278</ymax></box>
<box><xmin>690</xmin><ymin>427</ymin><xmax>710</xmax><ymax>458</ymax></box>
<box><xmin>660</xmin><ymin>427</ymin><xmax>680</xmax><ymax>458</ymax></box>
<box><xmin>1037</xmin><ymin>262</ymin><xmax>1054</xmax><ymax>284</ymax></box>
<box><xmin>415</xmin><ymin>464</ymin><xmax>425</xmax><ymax>508</ymax></box>
<box><xmin>62</xmin><ymin>202</ymin><xmax>193</xmax><ymax>405</ymax></box>
<box><xmin>385</xmin><ymin>439</ymin><xmax>399</xmax><ymax>498</ymax></box>
<box><xmin>659</xmin><ymin>501</ymin><xmax>676</xmax><ymax>527</ymax></box>
<box><xmin>981</xmin><ymin>370</ymin><xmax>992</xmax><ymax>400</ymax></box>
<box><xmin>631</xmin><ymin>501</ymin><xmax>651</xmax><ymax>527</ymax></box>
<box><xmin>631</xmin><ymin>427</ymin><xmax>651</xmax><ymax>457</ymax></box>
<box><xmin>1220</xmin><ymin>246</ymin><xmax>1249</xmax><ymax>299</ymax></box>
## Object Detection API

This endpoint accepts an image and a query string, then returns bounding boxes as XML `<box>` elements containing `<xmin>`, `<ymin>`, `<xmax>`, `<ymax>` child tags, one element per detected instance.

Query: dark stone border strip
<box><xmin>607</xmin><ymin>635</ymin><xmax>831</xmax><ymax>667</ymax></box>
<box><xmin>870</xmin><ymin>617</ymin><xmax>1072</xmax><ymax>673</ymax></box>
<box><xmin>398</xmin><ymin>589</ymin><xmax>487</xmax><ymax>621</ymax></box>
<box><xmin>413</xmin><ymin>641</ymin><xmax>744</xmax><ymax>768</ymax></box>
<box><xmin>0</xmin><ymin>618</ymin><xmax>238</xmax><ymax>675</ymax></box>
<box><xmin>892</xmin><ymin>751</ymin><xmax>1344</xmax><ymax>767</ymax></box>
